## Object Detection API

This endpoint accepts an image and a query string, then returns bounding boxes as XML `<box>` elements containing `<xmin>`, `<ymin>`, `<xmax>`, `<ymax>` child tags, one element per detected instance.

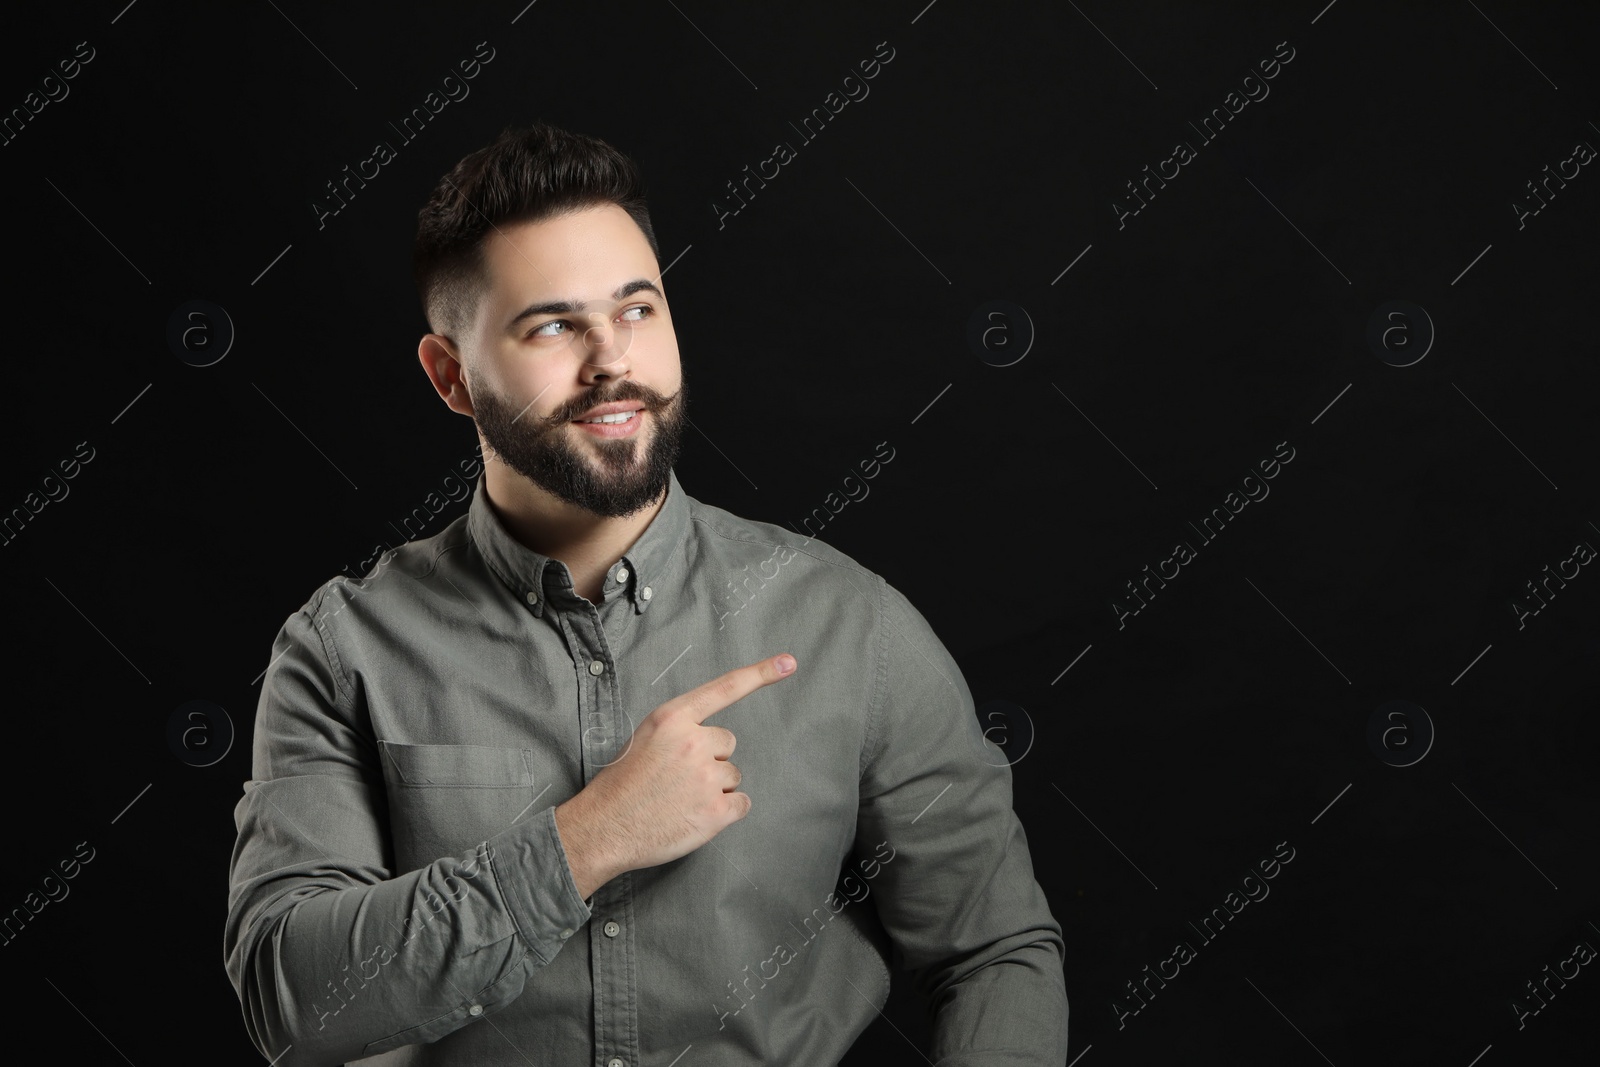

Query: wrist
<box><xmin>554</xmin><ymin>797</ymin><xmax>616</xmax><ymax>900</ymax></box>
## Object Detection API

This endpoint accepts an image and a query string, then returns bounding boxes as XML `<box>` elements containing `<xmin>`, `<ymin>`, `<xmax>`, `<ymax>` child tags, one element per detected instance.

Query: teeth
<box><xmin>581</xmin><ymin>410</ymin><xmax>637</xmax><ymax>424</ymax></box>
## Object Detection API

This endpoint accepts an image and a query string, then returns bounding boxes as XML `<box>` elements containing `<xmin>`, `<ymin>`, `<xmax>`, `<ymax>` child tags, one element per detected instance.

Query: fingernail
<box><xmin>776</xmin><ymin>654</ymin><xmax>795</xmax><ymax>674</ymax></box>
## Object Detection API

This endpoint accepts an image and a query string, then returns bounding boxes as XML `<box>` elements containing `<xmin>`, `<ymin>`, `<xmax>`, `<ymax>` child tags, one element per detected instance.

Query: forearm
<box><xmin>553</xmin><ymin>794</ymin><xmax>624</xmax><ymax>901</ymax></box>
<box><xmin>227</xmin><ymin>806</ymin><xmax>591</xmax><ymax>1066</ymax></box>
<box><xmin>926</xmin><ymin>935</ymin><xmax>1070</xmax><ymax>1066</ymax></box>
<box><xmin>858</xmin><ymin>576</ymin><xmax>1071</xmax><ymax>1064</ymax></box>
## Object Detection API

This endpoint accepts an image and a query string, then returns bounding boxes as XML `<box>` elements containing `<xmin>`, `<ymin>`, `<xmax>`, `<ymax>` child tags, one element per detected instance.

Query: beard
<box><xmin>472</xmin><ymin>375</ymin><xmax>688</xmax><ymax>519</ymax></box>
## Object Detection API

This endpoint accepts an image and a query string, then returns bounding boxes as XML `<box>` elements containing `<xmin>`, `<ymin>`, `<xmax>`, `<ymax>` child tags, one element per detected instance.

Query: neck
<box><xmin>483</xmin><ymin>461</ymin><xmax>667</xmax><ymax>600</ymax></box>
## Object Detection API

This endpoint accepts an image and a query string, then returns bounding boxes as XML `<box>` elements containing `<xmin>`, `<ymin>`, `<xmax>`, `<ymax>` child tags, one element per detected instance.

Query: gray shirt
<box><xmin>224</xmin><ymin>466</ymin><xmax>1068</xmax><ymax>1066</ymax></box>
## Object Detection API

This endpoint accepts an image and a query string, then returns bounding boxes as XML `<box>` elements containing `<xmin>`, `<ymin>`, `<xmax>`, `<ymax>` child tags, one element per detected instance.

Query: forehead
<box><xmin>479</xmin><ymin>202</ymin><xmax>655</xmax><ymax>301</ymax></box>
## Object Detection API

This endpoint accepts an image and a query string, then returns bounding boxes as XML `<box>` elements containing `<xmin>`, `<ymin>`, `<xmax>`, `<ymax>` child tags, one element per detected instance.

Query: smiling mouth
<box><xmin>574</xmin><ymin>409</ymin><xmax>642</xmax><ymax>425</ymax></box>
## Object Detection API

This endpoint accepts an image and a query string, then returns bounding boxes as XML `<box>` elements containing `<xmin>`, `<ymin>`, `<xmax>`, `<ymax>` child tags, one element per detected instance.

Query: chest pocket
<box><xmin>378</xmin><ymin>741</ymin><xmax>543</xmax><ymax>874</ymax></box>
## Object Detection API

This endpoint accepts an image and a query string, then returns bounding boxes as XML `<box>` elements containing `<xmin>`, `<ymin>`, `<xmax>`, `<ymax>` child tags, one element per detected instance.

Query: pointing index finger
<box><xmin>680</xmin><ymin>654</ymin><xmax>797</xmax><ymax>724</ymax></box>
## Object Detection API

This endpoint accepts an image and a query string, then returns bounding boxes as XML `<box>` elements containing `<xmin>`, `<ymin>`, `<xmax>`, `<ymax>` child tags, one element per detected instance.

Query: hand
<box><xmin>554</xmin><ymin>653</ymin><xmax>797</xmax><ymax>899</ymax></box>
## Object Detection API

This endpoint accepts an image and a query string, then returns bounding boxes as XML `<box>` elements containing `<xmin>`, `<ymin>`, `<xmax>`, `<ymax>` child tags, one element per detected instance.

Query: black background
<box><xmin>2</xmin><ymin>1</ymin><xmax>1597</xmax><ymax>1064</ymax></box>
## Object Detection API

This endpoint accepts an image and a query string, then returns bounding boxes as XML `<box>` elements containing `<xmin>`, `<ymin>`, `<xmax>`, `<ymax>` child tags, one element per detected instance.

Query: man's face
<box><xmin>460</xmin><ymin>202</ymin><xmax>686</xmax><ymax>518</ymax></box>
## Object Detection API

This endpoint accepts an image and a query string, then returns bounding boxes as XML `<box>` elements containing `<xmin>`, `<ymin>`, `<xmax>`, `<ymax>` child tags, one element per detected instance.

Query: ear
<box><xmin>418</xmin><ymin>334</ymin><xmax>473</xmax><ymax>416</ymax></box>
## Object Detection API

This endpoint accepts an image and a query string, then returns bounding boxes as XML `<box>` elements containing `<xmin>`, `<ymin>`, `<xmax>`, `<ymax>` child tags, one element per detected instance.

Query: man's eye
<box><xmin>529</xmin><ymin>306</ymin><xmax>651</xmax><ymax>339</ymax></box>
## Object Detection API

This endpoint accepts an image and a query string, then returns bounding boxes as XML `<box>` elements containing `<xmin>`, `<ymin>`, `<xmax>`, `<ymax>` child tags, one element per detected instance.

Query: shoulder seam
<box><xmin>304</xmin><ymin>582</ymin><xmax>356</xmax><ymax>713</ymax></box>
<box><xmin>687</xmin><ymin>514</ymin><xmax>873</xmax><ymax>579</ymax></box>
<box><xmin>304</xmin><ymin>519</ymin><xmax>472</xmax><ymax>711</ymax></box>
<box><xmin>862</xmin><ymin>572</ymin><xmax>890</xmax><ymax>782</ymax></box>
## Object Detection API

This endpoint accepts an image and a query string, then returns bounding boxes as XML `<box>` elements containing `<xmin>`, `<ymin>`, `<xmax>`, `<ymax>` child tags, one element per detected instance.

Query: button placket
<box><xmin>569</xmin><ymin>610</ymin><xmax>622</xmax><ymax>784</ymax></box>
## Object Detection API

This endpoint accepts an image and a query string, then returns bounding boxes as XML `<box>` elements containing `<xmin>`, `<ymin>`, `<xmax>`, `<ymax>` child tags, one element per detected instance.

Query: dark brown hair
<box><xmin>413</xmin><ymin>120</ymin><xmax>659</xmax><ymax>338</ymax></box>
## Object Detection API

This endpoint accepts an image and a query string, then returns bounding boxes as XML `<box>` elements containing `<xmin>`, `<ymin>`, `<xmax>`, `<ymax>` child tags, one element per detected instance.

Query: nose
<box><xmin>576</xmin><ymin>311</ymin><xmax>631</xmax><ymax>377</ymax></box>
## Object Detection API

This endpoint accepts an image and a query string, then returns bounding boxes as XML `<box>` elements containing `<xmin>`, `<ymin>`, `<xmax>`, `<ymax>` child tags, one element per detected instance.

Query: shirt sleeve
<box><xmin>854</xmin><ymin>574</ymin><xmax>1070</xmax><ymax>1066</ymax></box>
<box><xmin>223</xmin><ymin>587</ymin><xmax>594</xmax><ymax>1066</ymax></box>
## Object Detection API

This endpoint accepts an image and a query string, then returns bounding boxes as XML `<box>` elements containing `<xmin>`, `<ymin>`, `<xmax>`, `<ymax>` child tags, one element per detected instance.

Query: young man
<box><xmin>225</xmin><ymin>121</ymin><xmax>1068</xmax><ymax>1066</ymax></box>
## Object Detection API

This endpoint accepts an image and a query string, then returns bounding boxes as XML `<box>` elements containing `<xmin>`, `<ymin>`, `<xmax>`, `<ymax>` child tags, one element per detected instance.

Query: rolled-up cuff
<box><xmin>486</xmin><ymin>804</ymin><xmax>594</xmax><ymax>966</ymax></box>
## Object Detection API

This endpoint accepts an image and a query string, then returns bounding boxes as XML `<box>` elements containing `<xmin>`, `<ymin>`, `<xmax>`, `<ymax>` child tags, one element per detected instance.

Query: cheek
<box><xmin>654</xmin><ymin>347</ymin><xmax>684</xmax><ymax>392</ymax></box>
<box><xmin>505</xmin><ymin>365</ymin><xmax>562</xmax><ymax>408</ymax></box>
<box><xmin>639</xmin><ymin>326</ymin><xmax>680</xmax><ymax>371</ymax></box>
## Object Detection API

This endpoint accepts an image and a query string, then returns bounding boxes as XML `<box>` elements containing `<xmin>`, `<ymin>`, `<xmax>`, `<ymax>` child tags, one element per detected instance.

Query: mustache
<box><xmin>555</xmin><ymin>386</ymin><xmax>672</xmax><ymax>423</ymax></box>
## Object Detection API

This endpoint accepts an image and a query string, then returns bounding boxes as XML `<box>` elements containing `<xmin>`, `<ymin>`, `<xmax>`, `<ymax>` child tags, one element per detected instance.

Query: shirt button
<box><xmin>525</xmin><ymin>590</ymin><xmax>538</xmax><ymax>605</ymax></box>
<box><xmin>468</xmin><ymin>1003</ymin><xmax>483</xmax><ymax>1016</ymax></box>
<box><xmin>588</xmin><ymin>660</ymin><xmax>605</xmax><ymax>676</ymax></box>
<box><xmin>615</xmin><ymin>566</ymin><xmax>630</xmax><ymax>583</ymax></box>
<box><xmin>607</xmin><ymin>1059</ymin><xmax>625</xmax><ymax>1067</ymax></box>
<box><xmin>604</xmin><ymin>920</ymin><xmax>620</xmax><ymax>937</ymax></box>
<box><xmin>641</xmin><ymin>586</ymin><xmax>653</xmax><ymax>601</ymax></box>
<box><xmin>559</xmin><ymin>927</ymin><xmax>574</xmax><ymax>939</ymax></box>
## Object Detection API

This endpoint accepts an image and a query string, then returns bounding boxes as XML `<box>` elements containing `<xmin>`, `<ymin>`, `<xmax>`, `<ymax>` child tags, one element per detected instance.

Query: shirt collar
<box><xmin>466</xmin><ymin>468</ymin><xmax>690</xmax><ymax>618</ymax></box>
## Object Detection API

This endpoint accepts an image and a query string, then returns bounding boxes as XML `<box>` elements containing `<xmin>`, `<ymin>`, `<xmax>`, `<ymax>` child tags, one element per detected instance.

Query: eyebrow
<box><xmin>506</xmin><ymin>278</ymin><xmax>663</xmax><ymax>333</ymax></box>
